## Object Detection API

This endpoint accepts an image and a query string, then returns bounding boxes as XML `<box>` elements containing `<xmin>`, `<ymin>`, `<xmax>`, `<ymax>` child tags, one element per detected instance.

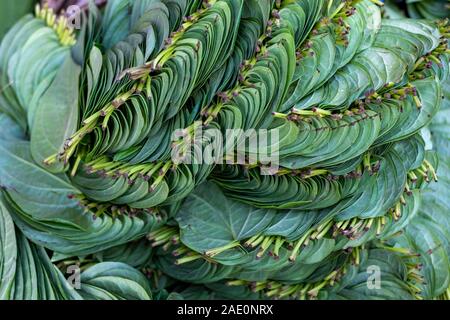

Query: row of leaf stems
<box><xmin>140</xmin><ymin>244</ymin><xmax>424</xmax><ymax>299</ymax></box>
<box><xmin>272</xmin><ymin>80</ymin><xmax>425</xmax><ymax>125</ymax></box>
<box><xmin>47</xmin><ymin>0</ymin><xmax>444</xmax><ymax>220</ymax></box>
<box><xmin>215</xmin><ymin>0</ymin><xmax>386</xmax><ymax>125</ymax></box>
<box><xmin>35</xmin><ymin>3</ymin><xmax>76</xmax><ymax>46</ymax></box>
<box><xmin>405</xmin><ymin>262</ymin><xmax>426</xmax><ymax>300</ymax></box>
<box><xmin>81</xmin><ymin>156</ymin><xmax>174</xmax><ymax>190</ymax></box>
<box><xmin>410</xmin><ymin>23</ymin><xmax>450</xmax><ymax>82</ymax></box>
<box><xmin>24</xmin><ymin>1</ymin><xmax>447</xmax><ymax>298</ymax></box>
<box><xmin>148</xmin><ymin>158</ymin><xmax>436</xmax><ymax>264</ymax></box>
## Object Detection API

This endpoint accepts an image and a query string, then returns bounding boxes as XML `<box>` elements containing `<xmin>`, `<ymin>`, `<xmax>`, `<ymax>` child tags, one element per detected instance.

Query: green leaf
<box><xmin>78</xmin><ymin>262</ymin><xmax>152</xmax><ymax>300</ymax></box>
<box><xmin>0</xmin><ymin>196</ymin><xmax>17</xmax><ymax>299</ymax></box>
<box><xmin>176</xmin><ymin>181</ymin><xmax>275</xmax><ymax>254</ymax></box>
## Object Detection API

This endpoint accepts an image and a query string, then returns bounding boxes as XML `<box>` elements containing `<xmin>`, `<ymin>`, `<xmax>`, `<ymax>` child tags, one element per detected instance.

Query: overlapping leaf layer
<box><xmin>0</xmin><ymin>0</ymin><xmax>449</xmax><ymax>300</ymax></box>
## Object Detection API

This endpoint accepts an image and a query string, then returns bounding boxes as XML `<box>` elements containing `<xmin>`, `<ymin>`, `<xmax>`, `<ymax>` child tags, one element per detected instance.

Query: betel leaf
<box><xmin>93</xmin><ymin>238</ymin><xmax>153</xmax><ymax>268</ymax></box>
<box><xmin>0</xmin><ymin>0</ymin><xmax>449</xmax><ymax>301</ymax></box>
<box><xmin>30</xmin><ymin>54</ymin><xmax>81</xmax><ymax>173</ymax></box>
<box><xmin>0</xmin><ymin>139</ymin><xmax>88</xmax><ymax>227</ymax></box>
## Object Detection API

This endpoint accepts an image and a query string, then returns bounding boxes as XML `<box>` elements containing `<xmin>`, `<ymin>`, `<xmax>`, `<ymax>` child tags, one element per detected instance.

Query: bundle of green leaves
<box><xmin>0</xmin><ymin>0</ymin><xmax>449</xmax><ymax>300</ymax></box>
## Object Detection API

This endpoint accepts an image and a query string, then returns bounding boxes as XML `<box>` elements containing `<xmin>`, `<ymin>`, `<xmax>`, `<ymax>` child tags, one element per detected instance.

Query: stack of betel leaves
<box><xmin>0</xmin><ymin>0</ymin><xmax>449</xmax><ymax>300</ymax></box>
<box><xmin>384</xmin><ymin>0</ymin><xmax>449</xmax><ymax>19</ymax></box>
